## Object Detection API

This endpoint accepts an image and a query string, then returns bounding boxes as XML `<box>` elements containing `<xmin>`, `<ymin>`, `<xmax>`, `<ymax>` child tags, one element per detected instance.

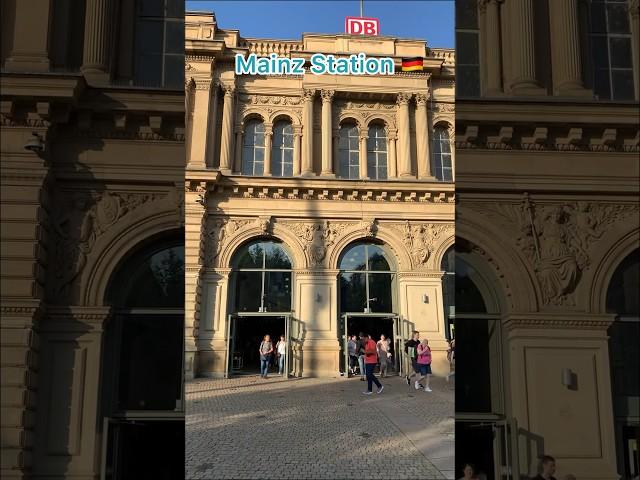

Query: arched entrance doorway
<box><xmin>454</xmin><ymin>239</ymin><xmax>506</xmax><ymax>480</ymax></box>
<box><xmin>338</xmin><ymin>241</ymin><xmax>400</xmax><ymax>376</ymax></box>
<box><xmin>227</xmin><ymin>239</ymin><xmax>293</xmax><ymax>377</ymax></box>
<box><xmin>100</xmin><ymin>232</ymin><xmax>184</xmax><ymax>479</ymax></box>
<box><xmin>606</xmin><ymin>249</ymin><xmax>639</xmax><ymax>478</ymax></box>
<box><xmin>441</xmin><ymin>245</ymin><xmax>455</xmax><ymax>340</ymax></box>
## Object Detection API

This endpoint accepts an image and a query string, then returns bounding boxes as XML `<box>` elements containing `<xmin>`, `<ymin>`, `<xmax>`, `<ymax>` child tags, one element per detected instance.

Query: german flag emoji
<box><xmin>401</xmin><ymin>57</ymin><xmax>423</xmax><ymax>72</ymax></box>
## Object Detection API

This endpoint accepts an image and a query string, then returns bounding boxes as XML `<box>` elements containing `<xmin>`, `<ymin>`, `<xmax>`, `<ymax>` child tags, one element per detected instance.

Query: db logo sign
<box><xmin>345</xmin><ymin>16</ymin><xmax>380</xmax><ymax>36</ymax></box>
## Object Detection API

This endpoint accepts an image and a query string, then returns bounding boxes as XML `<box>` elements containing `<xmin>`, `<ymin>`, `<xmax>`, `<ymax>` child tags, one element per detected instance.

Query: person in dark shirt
<box><xmin>404</xmin><ymin>330</ymin><xmax>421</xmax><ymax>388</ymax></box>
<box><xmin>532</xmin><ymin>455</ymin><xmax>557</xmax><ymax>480</ymax></box>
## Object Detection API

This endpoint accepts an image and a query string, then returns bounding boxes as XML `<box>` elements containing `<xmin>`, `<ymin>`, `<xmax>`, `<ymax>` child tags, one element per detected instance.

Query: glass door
<box><xmin>225</xmin><ymin>314</ymin><xmax>235</xmax><ymax>378</ymax></box>
<box><xmin>284</xmin><ymin>314</ymin><xmax>291</xmax><ymax>378</ymax></box>
<box><xmin>342</xmin><ymin>314</ymin><xmax>350</xmax><ymax>377</ymax></box>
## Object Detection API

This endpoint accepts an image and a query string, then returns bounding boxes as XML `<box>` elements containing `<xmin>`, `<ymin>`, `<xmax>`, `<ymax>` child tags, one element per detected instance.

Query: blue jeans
<box><xmin>260</xmin><ymin>356</ymin><xmax>271</xmax><ymax>376</ymax></box>
<box><xmin>278</xmin><ymin>354</ymin><xmax>285</xmax><ymax>374</ymax></box>
<box><xmin>358</xmin><ymin>355</ymin><xmax>365</xmax><ymax>377</ymax></box>
<box><xmin>365</xmin><ymin>363</ymin><xmax>382</xmax><ymax>392</ymax></box>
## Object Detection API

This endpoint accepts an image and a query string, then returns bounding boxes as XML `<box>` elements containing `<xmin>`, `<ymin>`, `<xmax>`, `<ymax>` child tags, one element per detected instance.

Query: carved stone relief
<box><xmin>391</xmin><ymin>221</ymin><xmax>452</xmax><ymax>269</ymax></box>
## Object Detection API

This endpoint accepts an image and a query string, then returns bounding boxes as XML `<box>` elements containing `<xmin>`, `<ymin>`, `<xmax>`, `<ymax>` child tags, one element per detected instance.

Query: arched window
<box><xmin>367</xmin><ymin>124</ymin><xmax>388</xmax><ymax>180</ymax></box>
<box><xmin>433</xmin><ymin>126</ymin><xmax>453</xmax><ymax>181</ymax></box>
<box><xmin>455</xmin><ymin>0</ymin><xmax>480</xmax><ymax>97</ymax></box>
<box><xmin>338</xmin><ymin>123</ymin><xmax>360</xmax><ymax>179</ymax></box>
<box><xmin>233</xmin><ymin>240</ymin><xmax>292</xmax><ymax>312</ymax></box>
<box><xmin>241</xmin><ymin>119</ymin><xmax>265</xmax><ymax>176</ymax></box>
<box><xmin>102</xmin><ymin>233</ymin><xmax>184</xmax><ymax>478</ymax></box>
<box><xmin>339</xmin><ymin>242</ymin><xmax>395</xmax><ymax>313</ymax></box>
<box><xmin>441</xmin><ymin>245</ymin><xmax>455</xmax><ymax>339</ymax></box>
<box><xmin>605</xmin><ymin>249</ymin><xmax>639</xmax><ymax>477</ymax></box>
<box><xmin>271</xmin><ymin>120</ymin><xmax>294</xmax><ymax>177</ymax></box>
<box><xmin>588</xmin><ymin>0</ymin><xmax>635</xmax><ymax>100</ymax></box>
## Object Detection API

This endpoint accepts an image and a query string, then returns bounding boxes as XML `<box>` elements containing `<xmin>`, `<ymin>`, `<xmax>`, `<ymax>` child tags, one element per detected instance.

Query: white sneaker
<box><xmin>376</xmin><ymin>386</ymin><xmax>384</xmax><ymax>394</ymax></box>
<box><xmin>414</xmin><ymin>381</ymin><xmax>420</xmax><ymax>390</ymax></box>
<box><xmin>424</xmin><ymin>386</ymin><xmax>433</xmax><ymax>392</ymax></box>
<box><xmin>362</xmin><ymin>391</ymin><xmax>373</xmax><ymax>395</ymax></box>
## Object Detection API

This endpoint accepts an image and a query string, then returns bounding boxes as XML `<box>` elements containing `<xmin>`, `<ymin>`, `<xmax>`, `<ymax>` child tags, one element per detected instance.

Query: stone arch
<box><xmin>269</xmin><ymin>110</ymin><xmax>300</xmax><ymax>126</ymax></box>
<box><xmin>431</xmin><ymin>232</ymin><xmax>455</xmax><ymax>271</ymax></box>
<box><xmin>83</xmin><ymin>206</ymin><xmax>182</xmax><ymax>307</ymax></box>
<box><xmin>455</xmin><ymin>245</ymin><xmax>503</xmax><ymax>314</ymax></box>
<box><xmin>338</xmin><ymin>114</ymin><xmax>363</xmax><ymax>130</ymax></box>
<box><xmin>240</xmin><ymin>110</ymin><xmax>267</xmax><ymax>125</ymax></box>
<box><xmin>587</xmin><ymin>227</ymin><xmax>639</xmax><ymax>313</ymax></box>
<box><xmin>364</xmin><ymin>114</ymin><xmax>395</xmax><ymax>130</ymax></box>
<box><xmin>456</xmin><ymin>214</ymin><xmax>539</xmax><ymax>312</ymax></box>
<box><xmin>327</xmin><ymin>224</ymin><xmax>412</xmax><ymax>272</ymax></box>
<box><xmin>217</xmin><ymin>222</ymin><xmax>306</xmax><ymax>270</ymax></box>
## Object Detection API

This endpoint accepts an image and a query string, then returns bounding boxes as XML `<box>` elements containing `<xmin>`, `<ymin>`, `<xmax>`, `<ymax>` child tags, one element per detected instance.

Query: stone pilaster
<box><xmin>81</xmin><ymin>0</ymin><xmax>116</xmax><ymax>83</ymax></box>
<box><xmin>4</xmin><ymin>0</ymin><xmax>52</xmax><ymax>72</ymax></box>
<box><xmin>263</xmin><ymin>124</ymin><xmax>273</xmax><ymax>176</ymax></box>
<box><xmin>387</xmin><ymin>129</ymin><xmax>398</xmax><ymax>178</ymax></box>
<box><xmin>483</xmin><ymin>0</ymin><xmax>503</xmax><ymax>95</ymax></box>
<box><xmin>415</xmin><ymin>93</ymin><xmax>431</xmax><ymax>178</ymax></box>
<box><xmin>187</xmin><ymin>78</ymin><xmax>212</xmax><ymax>169</ymax></box>
<box><xmin>549</xmin><ymin>0</ymin><xmax>592</xmax><ymax>97</ymax></box>
<box><xmin>630</xmin><ymin>0</ymin><xmax>640</xmax><ymax>100</ymax></box>
<box><xmin>332</xmin><ymin>128</ymin><xmax>340</xmax><ymax>176</ymax></box>
<box><xmin>301</xmin><ymin>89</ymin><xmax>315</xmax><ymax>176</ymax></box>
<box><xmin>293</xmin><ymin>126</ymin><xmax>302</xmax><ymax>176</ymax></box>
<box><xmin>320</xmin><ymin>90</ymin><xmax>335</xmax><ymax>176</ymax></box>
<box><xmin>219</xmin><ymin>84</ymin><xmax>235</xmax><ymax>174</ymax></box>
<box><xmin>233</xmin><ymin>126</ymin><xmax>243</xmax><ymax>174</ymax></box>
<box><xmin>507</xmin><ymin>0</ymin><xmax>545</xmax><ymax>95</ymax></box>
<box><xmin>359</xmin><ymin>130</ymin><xmax>369</xmax><ymax>179</ymax></box>
<box><xmin>396</xmin><ymin>92</ymin><xmax>413</xmax><ymax>177</ymax></box>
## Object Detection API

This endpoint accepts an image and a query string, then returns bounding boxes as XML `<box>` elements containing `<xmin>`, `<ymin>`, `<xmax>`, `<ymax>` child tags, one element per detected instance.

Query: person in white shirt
<box><xmin>376</xmin><ymin>334</ymin><xmax>391</xmax><ymax>377</ymax></box>
<box><xmin>347</xmin><ymin>335</ymin><xmax>358</xmax><ymax>375</ymax></box>
<box><xmin>276</xmin><ymin>335</ymin><xmax>287</xmax><ymax>376</ymax></box>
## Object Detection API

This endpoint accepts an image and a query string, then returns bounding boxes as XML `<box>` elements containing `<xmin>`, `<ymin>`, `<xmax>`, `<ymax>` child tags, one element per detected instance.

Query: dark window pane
<box><xmin>607</xmin><ymin>3</ymin><xmax>630</xmax><ymax>33</ymax></box>
<box><xmin>590</xmin><ymin>3</ymin><xmax>607</xmax><ymax>33</ymax></box>
<box><xmin>367</xmin><ymin>245</ymin><xmax>391</xmax><ymax>271</ymax></box>
<box><xmin>264</xmin><ymin>272</ymin><xmax>291</xmax><ymax>311</ymax></box>
<box><xmin>116</xmin><ymin>314</ymin><xmax>183</xmax><ymax>410</ymax></box>
<box><xmin>594</xmin><ymin>68</ymin><xmax>612</xmax><ymax>99</ymax></box>
<box><xmin>612</xmin><ymin>70</ymin><xmax>635</xmax><ymax>100</ymax></box>
<box><xmin>455</xmin><ymin>318</ymin><xmax>493</xmax><ymax>413</ymax></box>
<box><xmin>368</xmin><ymin>273</ymin><xmax>393</xmax><ymax>313</ymax></box>
<box><xmin>137</xmin><ymin>54</ymin><xmax>163</xmax><ymax>86</ymax></box>
<box><xmin>235</xmin><ymin>272</ymin><xmax>262</xmax><ymax>311</ymax></box>
<box><xmin>166</xmin><ymin>0</ymin><xmax>184</xmax><ymax>17</ymax></box>
<box><xmin>139</xmin><ymin>0</ymin><xmax>163</xmax><ymax>17</ymax></box>
<box><xmin>456</xmin><ymin>66</ymin><xmax>481</xmax><ymax>97</ymax></box>
<box><xmin>610</xmin><ymin>37</ymin><xmax>632</xmax><ymax>68</ymax></box>
<box><xmin>591</xmin><ymin>36</ymin><xmax>609</xmax><ymax>68</ymax></box>
<box><xmin>164</xmin><ymin>54</ymin><xmax>184</xmax><ymax>89</ymax></box>
<box><xmin>137</xmin><ymin>20</ymin><xmax>163</xmax><ymax>53</ymax></box>
<box><xmin>264</xmin><ymin>243</ymin><xmax>292</xmax><ymax>269</ymax></box>
<box><xmin>166</xmin><ymin>20</ymin><xmax>183</xmax><ymax>54</ymax></box>
<box><xmin>340</xmin><ymin>244</ymin><xmax>367</xmax><ymax>270</ymax></box>
<box><xmin>235</xmin><ymin>243</ymin><xmax>263</xmax><ymax>268</ymax></box>
<box><xmin>456</xmin><ymin>0</ymin><xmax>478</xmax><ymax>29</ymax></box>
<box><xmin>283</xmin><ymin>161</ymin><xmax>293</xmax><ymax>177</ymax></box>
<box><xmin>340</xmin><ymin>272</ymin><xmax>367</xmax><ymax>312</ymax></box>
<box><xmin>456</xmin><ymin>32</ymin><xmax>479</xmax><ymax>65</ymax></box>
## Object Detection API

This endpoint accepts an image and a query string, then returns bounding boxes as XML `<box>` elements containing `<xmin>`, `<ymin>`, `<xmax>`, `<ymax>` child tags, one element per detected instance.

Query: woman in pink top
<box><xmin>416</xmin><ymin>338</ymin><xmax>433</xmax><ymax>392</ymax></box>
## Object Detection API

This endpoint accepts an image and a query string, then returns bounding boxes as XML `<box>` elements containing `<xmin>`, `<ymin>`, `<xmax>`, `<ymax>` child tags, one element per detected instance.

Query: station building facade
<box><xmin>185</xmin><ymin>12</ymin><xmax>456</xmax><ymax>379</ymax></box>
<box><xmin>455</xmin><ymin>0</ymin><xmax>639</xmax><ymax>479</ymax></box>
<box><xmin>1</xmin><ymin>1</ymin><xmax>184</xmax><ymax>478</ymax></box>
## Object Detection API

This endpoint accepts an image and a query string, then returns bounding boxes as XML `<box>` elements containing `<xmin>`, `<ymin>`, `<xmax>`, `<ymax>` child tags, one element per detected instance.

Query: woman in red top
<box><xmin>416</xmin><ymin>338</ymin><xmax>433</xmax><ymax>392</ymax></box>
<box><xmin>362</xmin><ymin>334</ymin><xmax>384</xmax><ymax>395</ymax></box>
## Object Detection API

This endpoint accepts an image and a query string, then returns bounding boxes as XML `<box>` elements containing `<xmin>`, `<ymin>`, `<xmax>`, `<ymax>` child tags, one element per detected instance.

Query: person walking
<box><xmin>348</xmin><ymin>335</ymin><xmax>358</xmax><ymax>375</ymax></box>
<box><xmin>458</xmin><ymin>463</ymin><xmax>479</xmax><ymax>480</ymax></box>
<box><xmin>275</xmin><ymin>334</ymin><xmax>287</xmax><ymax>376</ymax></box>
<box><xmin>446</xmin><ymin>338</ymin><xmax>455</xmax><ymax>382</ymax></box>
<box><xmin>404</xmin><ymin>330</ymin><xmax>421</xmax><ymax>388</ymax></box>
<box><xmin>356</xmin><ymin>332</ymin><xmax>366</xmax><ymax>381</ymax></box>
<box><xmin>376</xmin><ymin>334</ymin><xmax>391</xmax><ymax>378</ymax></box>
<box><xmin>258</xmin><ymin>335</ymin><xmax>273</xmax><ymax>378</ymax></box>
<box><xmin>362</xmin><ymin>334</ymin><xmax>383</xmax><ymax>395</ymax></box>
<box><xmin>417</xmin><ymin>338</ymin><xmax>433</xmax><ymax>391</ymax></box>
<box><xmin>532</xmin><ymin>455</ymin><xmax>558</xmax><ymax>480</ymax></box>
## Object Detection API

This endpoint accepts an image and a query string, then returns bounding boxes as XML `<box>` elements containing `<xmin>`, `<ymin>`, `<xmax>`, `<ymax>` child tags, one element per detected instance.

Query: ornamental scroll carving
<box><xmin>469</xmin><ymin>197</ymin><xmax>638</xmax><ymax>306</ymax></box>
<box><xmin>282</xmin><ymin>221</ymin><xmax>344</xmax><ymax>267</ymax></box>
<box><xmin>51</xmin><ymin>191</ymin><xmax>164</xmax><ymax>301</ymax></box>
<box><xmin>203</xmin><ymin>217</ymin><xmax>259</xmax><ymax>267</ymax></box>
<box><xmin>393</xmin><ymin>221</ymin><xmax>451</xmax><ymax>269</ymax></box>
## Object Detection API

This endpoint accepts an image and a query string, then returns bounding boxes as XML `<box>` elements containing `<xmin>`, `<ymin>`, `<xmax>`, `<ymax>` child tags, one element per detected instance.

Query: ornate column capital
<box><xmin>234</xmin><ymin>124</ymin><xmax>244</xmax><ymax>135</ymax></box>
<box><xmin>396</xmin><ymin>92</ymin><xmax>412</xmax><ymax>106</ymax></box>
<box><xmin>221</xmin><ymin>83</ymin><xmax>236</xmax><ymax>96</ymax></box>
<box><xmin>385</xmin><ymin>128</ymin><xmax>398</xmax><ymax>140</ymax></box>
<box><xmin>293</xmin><ymin>125</ymin><xmax>303</xmax><ymax>136</ymax></box>
<box><xmin>321</xmin><ymin>89</ymin><xmax>335</xmax><ymax>103</ymax></box>
<box><xmin>264</xmin><ymin>123</ymin><xmax>273</xmax><ymax>135</ymax></box>
<box><xmin>415</xmin><ymin>93</ymin><xmax>429</xmax><ymax>107</ymax></box>
<box><xmin>302</xmin><ymin>88</ymin><xmax>316</xmax><ymax>101</ymax></box>
<box><xmin>194</xmin><ymin>77</ymin><xmax>212</xmax><ymax>91</ymax></box>
<box><xmin>630</xmin><ymin>0</ymin><xmax>640</xmax><ymax>18</ymax></box>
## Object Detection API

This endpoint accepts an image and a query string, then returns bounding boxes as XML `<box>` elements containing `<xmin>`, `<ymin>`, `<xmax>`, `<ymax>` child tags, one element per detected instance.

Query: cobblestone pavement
<box><xmin>186</xmin><ymin>374</ymin><xmax>454</xmax><ymax>479</ymax></box>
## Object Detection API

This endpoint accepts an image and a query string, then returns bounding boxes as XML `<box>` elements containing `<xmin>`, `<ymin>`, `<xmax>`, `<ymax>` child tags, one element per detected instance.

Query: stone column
<box><xmin>188</xmin><ymin>78</ymin><xmax>212</xmax><ymax>169</ymax></box>
<box><xmin>630</xmin><ymin>0</ymin><xmax>640</xmax><ymax>101</ymax></box>
<box><xmin>359</xmin><ymin>129</ymin><xmax>369</xmax><ymax>179</ymax></box>
<box><xmin>507</xmin><ymin>0</ymin><xmax>545</xmax><ymax>95</ymax></box>
<box><xmin>396</xmin><ymin>92</ymin><xmax>413</xmax><ymax>177</ymax></box>
<box><xmin>206</xmin><ymin>81</ymin><xmax>219</xmax><ymax>168</ymax></box>
<box><xmin>387</xmin><ymin>130</ymin><xmax>398</xmax><ymax>178</ymax></box>
<box><xmin>293</xmin><ymin>126</ymin><xmax>302</xmax><ymax>176</ymax></box>
<box><xmin>301</xmin><ymin>89</ymin><xmax>315</xmax><ymax>176</ymax></box>
<box><xmin>4</xmin><ymin>0</ymin><xmax>52</xmax><ymax>72</ymax></box>
<box><xmin>219</xmin><ymin>84</ymin><xmax>235</xmax><ymax>174</ymax></box>
<box><xmin>263</xmin><ymin>124</ymin><xmax>273</xmax><ymax>176</ymax></box>
<box><xmin>484</xmin><ymin>0</ymin><xmax>503</xmax><ymax>94</ymax></box>
<box><xmin>234</xmin><ymin>126</ymin><xmax>243</xmax><ymax>174</ymax></box>
<box><xmin>415</xmin><ymin>93</ymin><xmax>431</xmax><ymax>178</ymax></box>
<box><xmin>320</xmin><ymin>90</ymin><xmax>335</xmax><ymax>176</ymax></box>
<box><xmin>549</xmin><ymin>0</ymin><xmax>591</xmax><ymax>96</ymax></box>
<box><xmin>81</xmin><ymin>0</ymin><xmax>116</xmax><ymax>82</ymax></box>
